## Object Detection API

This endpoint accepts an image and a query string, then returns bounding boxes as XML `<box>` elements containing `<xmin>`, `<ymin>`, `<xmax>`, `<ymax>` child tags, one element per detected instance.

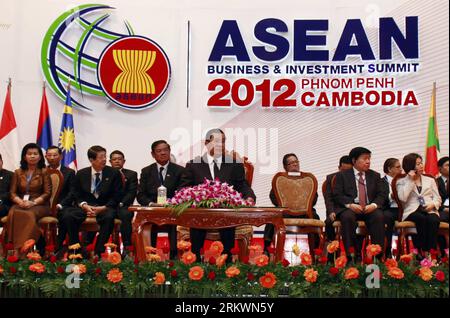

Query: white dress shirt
<box><xmin>206</xmin><ymin>154</ymin><xmax>222</xmax><ymax>180</ymax></box>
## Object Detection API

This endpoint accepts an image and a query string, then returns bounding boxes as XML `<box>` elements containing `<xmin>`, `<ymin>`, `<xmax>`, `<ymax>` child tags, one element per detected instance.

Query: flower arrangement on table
<box><xmin>167</xmin><ymin>178</ymin><xmax>255</xmax><ymax>216</ymax></box>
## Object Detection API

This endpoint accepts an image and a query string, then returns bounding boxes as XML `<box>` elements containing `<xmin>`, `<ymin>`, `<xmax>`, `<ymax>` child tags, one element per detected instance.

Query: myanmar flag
<box><xmin>424</xmin><ymin>82</ymin><xmax>440</xmax><ymax>177</ymax></box>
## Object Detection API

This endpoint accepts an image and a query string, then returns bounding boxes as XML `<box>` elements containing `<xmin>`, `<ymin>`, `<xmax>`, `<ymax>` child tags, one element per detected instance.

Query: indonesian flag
<box><xmin>0</xmin><ymin>80</ymin><xmax>20</xmax><ymax>171</ymax></box>
<box><xmin>424</xmin><ymin>82</ymin><xmax>440</xmax><ymax>177</ymax></box>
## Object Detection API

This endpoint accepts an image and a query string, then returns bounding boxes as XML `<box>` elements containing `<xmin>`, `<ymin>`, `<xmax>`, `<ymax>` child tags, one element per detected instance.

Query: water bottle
<box><xmin>157</xmin><ymin>185</ymin><xmax>167</xmax><ymax>204</ymax></box>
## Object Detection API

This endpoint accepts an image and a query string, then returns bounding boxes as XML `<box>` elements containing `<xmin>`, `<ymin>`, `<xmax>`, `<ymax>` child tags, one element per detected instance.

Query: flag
<box><xmin>36</xmin><ymin>84</ymin><xmax>53</xmax><ymax>151</ymax></box>
<box><xmin>58</xmin><ymin>85</ymin><xmax>77</xmax><ymax>169</ymax></box>
<box><xmin>0</xmin><ymin>80</ymin><xmax>20</xmax><ymax>170</ymax></box>
<box><xmin>424</xmin><ymin>82</ymin><xmax>440</xmax><ymax>177</ymax></box>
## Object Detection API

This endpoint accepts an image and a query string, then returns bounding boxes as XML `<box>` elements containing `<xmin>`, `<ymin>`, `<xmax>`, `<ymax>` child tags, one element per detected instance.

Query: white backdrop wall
<box><xmin>0</xmin><ymin>0</ymin><xmax>448</xmax><ymax>219</ymax></box>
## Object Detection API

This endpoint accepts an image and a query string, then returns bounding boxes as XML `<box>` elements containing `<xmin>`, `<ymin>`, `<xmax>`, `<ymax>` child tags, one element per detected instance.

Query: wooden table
<box><xmin>129</xmin><ymin>206</ymin><xmax>287</xmax><ymax>263</ymax></box>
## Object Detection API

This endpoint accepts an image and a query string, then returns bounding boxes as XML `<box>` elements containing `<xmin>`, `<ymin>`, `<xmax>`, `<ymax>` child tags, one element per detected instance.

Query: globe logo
<box><xmin>41</xmin><ymin>4</ymin><xmax>171</xmax><ymax>111</ymax></box>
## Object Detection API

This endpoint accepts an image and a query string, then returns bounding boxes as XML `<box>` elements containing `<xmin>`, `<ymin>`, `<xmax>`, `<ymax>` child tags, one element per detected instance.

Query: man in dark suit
<box><xmin>137</xmin><ymin>140</ymin><xmax>184</xmax><ymax>259</ymax></box>
<box><xmin>179</xmin><ymin>129</ymin><xmax>256</xmax><ymax>261</ymax></box>
<box><xmin>44</xmin><ymin>146</ymin><xmax>76</xmax><ymax>255</ymax></box>
<box><xmin>60</xmin><ymin>145</ymin><xmax>123</xmax><ymax>257</ymax></box>
<box><xmin>381</xmin><ymin>158</ymin><xmax>402</xmax><ymax>259</ymax></box>
<box><xmin>437</xmin><ymin>156</ymin><xmax>449</xmax><ymax>255</ymax></box>
<box><xmin>263</xmin><ymin>153</ymin><xmax>321</xmax><ymax>254</ymax></box>
<box><xmin>333</xmin><ymin>147</ymin><xmax>387</xmax><ymax>261</ymax></box>
<box><xmin>0</xmin><ymin>154</ymin><xmax>13</xmax><ymax>218</ymax></box>
<box><xmin>323</xmin><ymin>155</ymin><xmax>353</xmax><ymax>244</ymax></box>
<box><xmin>109</xmin><ymin>150</ymin><xmax>138</xmax><ymax>255</ymax></box>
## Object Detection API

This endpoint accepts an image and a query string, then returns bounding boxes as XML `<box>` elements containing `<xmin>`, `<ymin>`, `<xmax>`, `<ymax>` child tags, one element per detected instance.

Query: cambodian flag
<box><xmin>58</xmin><ymin>85</ymin><xmax>77</xmax><ymax>169</ymax></box>
<box><xmin>36</xmin><ymin>85</ymin><xmax>53</xmax><ymax>151</ymax></box>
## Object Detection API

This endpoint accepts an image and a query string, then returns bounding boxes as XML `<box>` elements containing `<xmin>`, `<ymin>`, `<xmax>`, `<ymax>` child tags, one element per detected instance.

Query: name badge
<box><xmin>23</xmin><ymin>194</ymin><xmax>30</xmax><ymax>201</ymax></box>
<box><xmin>418</xmin><ymin>196</ymin><xmax>426</xmax><ymax>206</ymax></box>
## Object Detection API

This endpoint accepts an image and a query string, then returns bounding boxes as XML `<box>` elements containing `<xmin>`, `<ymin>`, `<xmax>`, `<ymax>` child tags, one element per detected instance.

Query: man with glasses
<box><xmin>263</xmin><ymin>153</ymin><xmax>320</xmax><ymax>255</ymax></box>
<box><xmin>60</xmin><ymin>145</ymin><xmax>123</xmax><ymax>257</ymax></box>
<box><xmin>137</xmin><ymin>140</ymin><xmax>184</xmax><ymax>259</ymax></box>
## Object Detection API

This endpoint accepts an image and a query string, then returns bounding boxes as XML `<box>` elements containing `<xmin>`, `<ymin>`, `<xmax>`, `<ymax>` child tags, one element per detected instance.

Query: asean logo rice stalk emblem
<box><xmin>41</xmin><ymin>4</ymin><xmax>171</xmax><ymax>111</ymax></box>
<box><xmin>97</xmin><ymin>36</ymin><xmax>171</xmax><ymax>110</ymax></box>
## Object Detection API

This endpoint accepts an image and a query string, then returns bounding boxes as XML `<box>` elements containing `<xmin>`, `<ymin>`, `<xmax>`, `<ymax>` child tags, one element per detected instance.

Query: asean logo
<box><xmin>41</xmin><ymin>4</ymin><xmax>171</xmax><ymax>111</ymax></box>
<box><xmin>98</xmin><ymin>36</ymin><xmax>171</xmax><ymax>110</ymax></box>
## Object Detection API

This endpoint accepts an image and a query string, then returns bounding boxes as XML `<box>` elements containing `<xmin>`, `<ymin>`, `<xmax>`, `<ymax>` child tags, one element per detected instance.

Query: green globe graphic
<box><xmin>41</xmin><ymin>4</ymin><xmax>134</xmax><ymax>110</ymax></box>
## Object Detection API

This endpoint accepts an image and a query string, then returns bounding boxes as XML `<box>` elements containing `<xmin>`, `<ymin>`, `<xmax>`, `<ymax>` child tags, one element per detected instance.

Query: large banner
<box><xmin>0</xmin><ymin>0</ymin><xmax>448</xmax><ymax>213</ymax></box>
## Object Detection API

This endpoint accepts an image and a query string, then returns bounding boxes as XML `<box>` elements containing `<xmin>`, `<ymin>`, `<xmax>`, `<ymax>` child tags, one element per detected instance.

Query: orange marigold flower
<box><xmin>249</xmin><ymin>245</ymin><xmax>263</xmax><ymax>253</ymax></box>
<box><xmin>108</xmin><ymin>252</ymin><xmax>122</xmax><ymax>265</ymax></box>
<box><xmin>26</xmin><ymin>252</ymin><xmax>42</xmax><ymax>261</ymax></box>
<box><xmin>344</xmin><ymin>267</ymin><xmax>359</xmax><ymax>280</ymax></box>
<box><xmin>254</xmin><ymin>254</ymin><xmax>269</xmax><ymax>267</ymax></box>
<box><xmin>366</xmin><ymin>244</ymin><xmax>382</xmax><ymax>257</ymax></box>
<box><xmin>335</xmin><ymin>255</ymin><xmax>347</xmax><ymax>269</ymax></box>
<box><xmin>0</xmin><ymin>265</ymin><xmax>4</xmax><ymax>275</ymax></box>
<box><xmin>72</xmin><ymin>264</ymin><xmax>87</xmax><ymax>275</ymax></box>
<box><xmin>145</xmin><ymin>246</ymin><xmax>158</xmax><ymax>253</ymax></box>
<box><xmin>104</xmin><ymin>242</ymin><xmax>117</xmax><ymax>249</ymax></box>
<box><xmin>21</xmin><ymin>239</ymin><xmax>36</xmax><ymax>253</ymax></box>
<box><xmin>29</xmin><ymin>262</ymin><xmax>46</xmax><ymax>274</ymax></box>
<box><xmin>327</xmin><ymin>241</ymin><xmax>340</xmax><ymax>254</ymax></box>
<box><xmin>210</xmin><ymin>241</ymin><xmax>224</xmax><ymax>256</ymax></box>
<box><xmin>419</xmin><ymin>267</ymin><xmax>433</xmax><ymax>282</ymax></box>
<box><xmin>154</xmin><ymin>272</ymin><xmax>166</xmax><ymax>285</ymax></box>
<box><xmin>107</xmin><ymin>268</ymin><xmax>123</xmax><ymax>283</ymax></box>
<box><xmin>225</xmin><ymin>266</ymin><xmax>240</xmax><ymax>278</ymax></box>
<box><xmin>189</xmin><ymin>266</ymin><xmax>204</xmax><ymax>281</ymax></box>
<box><xmin>400</xmin><ymin>254</ymin><xmax>413</xmax><ymax>264</ymax></box>
<box><xmin>181</xmin><ymin>251</ymin><xmax>197</xmax><ymax>265</ymax></box>
<box><xmin>147</xmin><ymin>254</ymin><xmax>162</xmax><ymax>262</ymax></box>
<box><xmin>177</xmin><ymin>241</ymin><xmax>192</xmax><ymax>251</ymax></box>
<box><xmin>304</xmin><ymin>268</ymin><xmax>318</xmax><ymax>283</ymax></box>
<box><xmin>259</xmin><ymin>272</ymin><xmax>277</xmax><ymax>289</ymax></box>
<box><xmin>216</xmin><ymin>254</ymin><xmax>228</xmax><ymax>268</ymax></box>
<box><xmin>68</xmin><ymin>243</ymin><xmax>81</xmax><ymax>250</ymax></box>
<box><xmin>69</xmin><ymin>253</ymin><xmax>83</xmax><ymax>260</ymax></box>
<box><xmin>387</xmin><ymin>267</ymin><xmax>404</xmax><ymax>280</ymax></box>
<box><xmin>300</xmin><ymin>253</ymin><xmax>313</xmax><ymax>266</ymax></box>
<box><xmin>384</xmin><ymin>258</ymin><xmax>398</xmax><ymax>268</ymax></box>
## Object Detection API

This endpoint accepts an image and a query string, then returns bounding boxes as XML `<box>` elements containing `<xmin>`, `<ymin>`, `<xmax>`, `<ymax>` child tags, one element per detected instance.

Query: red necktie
<box><xmin>120</xmin><ymin>170</ymin><xmax>126</xmax><ymax>188</ymax></box>
<box><xmin>358</xmin><ymin>172</ymin><xmax>367</xmax><ymax>208</ymax></box>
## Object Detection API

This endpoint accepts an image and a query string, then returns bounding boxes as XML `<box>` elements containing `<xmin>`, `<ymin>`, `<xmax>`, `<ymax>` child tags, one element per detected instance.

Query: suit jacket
<box><xmin>56</xmin><ymin>166</ymin><xmax>76</xmax><ymax>207</ymax></box>
<box><xmin>73</xmin><ymin>166</ymin><xmax>123</xmax><ymax>208</ymax></box>
<box><xmin>437</xmin><ymin>176</ymin><xmax>449</xmax><ymax>211</ymax></box>
<box><xmin>119</xmin><ymin>168</ymin><xmax>138</xmax><ymax>207</ymax></box>
<box><xmin>179</xmin><ymin>154</ymin><xmax>256</xmax><ymax>201</ymax></box>
<box><xmin>324</xmin><ymin>172</ymin><xmax>338</xmax><ymax>216</ymax></box>
<box><xmin>137</xmin><ymin>162</ymin><xmax>184</xmax><ymax>205</ymax></box>
<box><xmin>0</xmin><ymin>168</ymin><xmax>13</xmax><ymax>206</ymax></box>
<box><xmin>333</xmin><ymin>168</ymin><xmax>387</xmax><ymax>215</ymax></box>
<box><xmin>396</xmin><ymin>174</ymin><xmax>441</xmax><ymax>220</ymax></box>
<box><xmin>10</xmin><ymin>168</ymin><xmax>51</xmax><ymax>203</ymax></box>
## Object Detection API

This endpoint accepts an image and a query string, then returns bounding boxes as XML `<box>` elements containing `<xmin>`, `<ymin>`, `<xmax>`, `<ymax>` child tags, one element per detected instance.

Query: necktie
<box><xmin>94</xmin><ymin>172</ymin><xmax>101</xmax><ymax>198</ymax></box>
<box><xmin>213</xmin><ymin>160</ymin><xmax>220</xmax><ymax>180</ymax></box>
<box><xmin>120</xmin><ymin>170</ymin><xmax>126</xmax><ymax>188</ymax></box>
<box><xmin>159</xmin><ymin>167</ymin><xmax>165</xmax><ymax>185</ymax></box>
<box><xmin>358</xmin><ymin>172</ymin><xmax>367</xmax><ymax>208</ymax></box>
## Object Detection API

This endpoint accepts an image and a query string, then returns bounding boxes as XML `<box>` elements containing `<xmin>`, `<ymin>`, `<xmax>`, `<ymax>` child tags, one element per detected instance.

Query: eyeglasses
<box><xmin>286</xmin><ymin>160</ymin><xmax>299</xmax><ymax>166</ymax></box>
